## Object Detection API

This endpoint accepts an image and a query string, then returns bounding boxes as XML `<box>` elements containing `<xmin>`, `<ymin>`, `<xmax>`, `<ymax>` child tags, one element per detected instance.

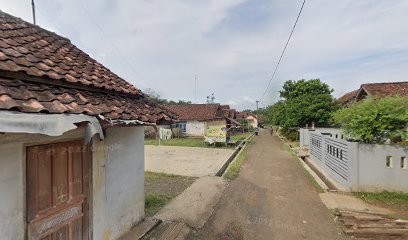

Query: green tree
<box><xmin>267</xmin><ymin>79</ymin><xmax>339</xmax><ymax>132</ymax></box>
<box><xmin>280</xmin><ymin>79</ymin><xmax>332</xmax><ymax>100</ymax></box>
<box><xmin>144</xmin><ymin>88</ymin><xmax>191</xmax><ymax>105</ymax></box>
<box><xmin>332</xmin><ymin>96</ymin><xmax>408</xmax><ymax>144</ymax></box>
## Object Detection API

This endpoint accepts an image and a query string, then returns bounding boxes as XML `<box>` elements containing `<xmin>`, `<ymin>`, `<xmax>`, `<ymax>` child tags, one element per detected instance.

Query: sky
<box><xmin>1</xmin><ymin>0</ymin><xmax>408</xmax><ymax>110</ymax></box>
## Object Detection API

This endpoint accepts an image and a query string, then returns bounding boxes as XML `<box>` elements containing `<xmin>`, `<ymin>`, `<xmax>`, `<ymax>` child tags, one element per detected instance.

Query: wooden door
<box><xmin>26</xmin><ymin>141</ymin><xmax>90</xmax><ymax>240</ymax></box>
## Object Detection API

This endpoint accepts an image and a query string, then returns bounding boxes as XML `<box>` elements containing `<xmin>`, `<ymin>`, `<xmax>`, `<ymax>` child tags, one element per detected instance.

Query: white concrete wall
<box><xmin>92</xmin><ymin>126</ymin><xmax>145</xmax><ymax>240</ymax></box>
<box><xmin>356</xmin><ymin>144</ymin><xmax>408</xmax><ymax>192</ymax></box>
<box><xmin>246</xmin><ymin>116</ymin><xmax>258</xmax><ymax>128</ymax></box>
<box><xmin>0</xmin><ymin>142</ymin><xmax>25</xmax><ymax>240</ymax></box>
<box><xmin>185</xmin><ymin>121</ymin><xmax>205</xmax><ymax>136</ymax></box>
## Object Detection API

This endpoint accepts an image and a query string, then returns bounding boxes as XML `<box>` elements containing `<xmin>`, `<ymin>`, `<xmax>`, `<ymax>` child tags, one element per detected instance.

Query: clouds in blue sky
<box><xmin>1</xmin><ymin>0</ymin><xmax>407</xmax><ymax>110</ymax></box>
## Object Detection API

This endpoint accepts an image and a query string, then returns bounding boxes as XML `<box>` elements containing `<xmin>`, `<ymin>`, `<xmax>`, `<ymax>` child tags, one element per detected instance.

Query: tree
<box><xmin>266</xmin><ymin>79</ymin><xmax>339</xmax><ymax>133</ymax></box>
<box><xmin>280</xmin><ymin>79</ymin><xmax>332</xmax><ymax>100</ymax></box>
<box><xmin>332</xmin><ymin>96</ymin><xmax>408</xmax><ymax>144</ymax></box>
<box><xmin>144</xmin><ymin>88</ymin><xmax>191</xmax><ymax>105</ymax></box>
<box><xmin>206</xmin><ymin>93</ymin><xmax>215</xmax><ymax>103</ymax></box>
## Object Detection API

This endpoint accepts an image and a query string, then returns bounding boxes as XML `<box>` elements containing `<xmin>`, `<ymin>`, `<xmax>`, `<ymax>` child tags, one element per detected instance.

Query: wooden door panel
<box><xmin>37</xmin><ymin>146</ymin><xmax>52</xmax><ymax>214</ymax></box>
<box><xmin>53</xmin><ymin>144</ymin><xmax>69</xmax><ymax>205</ymax></box>
<box><xmin>27</xmin><ymin>141</ymin><xmax>90</xmax><ymax>240</ymax></box>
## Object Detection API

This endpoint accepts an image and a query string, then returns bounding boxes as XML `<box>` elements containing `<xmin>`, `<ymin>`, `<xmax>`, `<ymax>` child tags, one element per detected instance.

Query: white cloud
<box><xmin>1</xmin><ymin>0</ymin><xmax>408</xmax><ymax>110</ymax></box>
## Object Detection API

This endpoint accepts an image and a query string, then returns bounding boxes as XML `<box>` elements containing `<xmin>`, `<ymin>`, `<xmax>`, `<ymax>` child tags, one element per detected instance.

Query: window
<box><xmin>401</xmin><ymin>157</ymin><xmax>407</xmax><ymax>169</ymax></box>
<box><xmin>174</xmin><ymin>122</ymin><xmax>187</xmax><ymax>133</ymax></box>
<box><xmin>386</xmin><ymin>156</ymin><xmax>393</xmax><ymax>168</ymax></box>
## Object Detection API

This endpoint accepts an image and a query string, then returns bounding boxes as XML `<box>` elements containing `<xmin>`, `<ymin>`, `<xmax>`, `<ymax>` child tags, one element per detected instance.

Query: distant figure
<box><xmin>255</xmin><ymin>127</ymin><xmax>259</xmax><ymax>136</ymax></box>
<box><xmin>270</xmin><ymin>127</ymin><xmax>273</xmax><ymax>135</ymax></box>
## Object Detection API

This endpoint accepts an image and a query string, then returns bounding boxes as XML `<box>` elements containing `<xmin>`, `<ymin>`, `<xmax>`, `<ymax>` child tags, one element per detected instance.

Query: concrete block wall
<box><xmin>304</xmin><ymin>128</ymin><xmax>408</xmax><ymax>192</ymax></box>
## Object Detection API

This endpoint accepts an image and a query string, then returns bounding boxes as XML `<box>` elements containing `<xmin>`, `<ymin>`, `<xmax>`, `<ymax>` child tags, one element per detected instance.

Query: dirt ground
<box><xmin>145</xmin><ymin>145</ymin><xmax>234</xmax><ymax>177</ymax></box>
<box><xmin>145</xmin><ymin>171</ymin><xmax>197</xmax><ymax>198</ymax></box>
<box><xmin>144</xmin><ymin>172</ymin><xmax>197</xmax><ymax>217</ymax></box>
<box><xmin>187</xmin><ymin>129</ymin><xmax>348</xmax><ymax>240</ymax></box>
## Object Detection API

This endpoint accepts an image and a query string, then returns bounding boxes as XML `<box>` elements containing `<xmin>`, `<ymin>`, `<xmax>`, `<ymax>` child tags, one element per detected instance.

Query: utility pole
<box><xmin>31</xmin><ymin>0</ymin><xmax>36</xmax><ymax>25</ymax></box>
<box><xmin>194</xmin><ymin>75</ymin><xmax>197</xmax><ymax>104</ymax></box>
<box><xmin>256</xmin><ymin>100</ymin><xmax>259</xmax><ymax>112</ymax></box>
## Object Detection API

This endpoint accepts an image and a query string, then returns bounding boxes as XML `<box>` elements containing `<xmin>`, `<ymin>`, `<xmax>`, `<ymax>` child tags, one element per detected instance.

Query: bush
<box><xmin>332</xmin><ymin>96</ymin><xmax>408</xmax><ymax>144</ymax></box>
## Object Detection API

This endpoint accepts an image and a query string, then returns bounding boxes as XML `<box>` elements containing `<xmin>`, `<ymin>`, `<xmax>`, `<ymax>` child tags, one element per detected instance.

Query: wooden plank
<box><xmin>82</xmin><ymin>143</ymin><xmax>90</xmax><ymax>240</ymax></box>
<box><xmin>53</xmin><ymin>144</ymin><xmax>69</xmax><ymax>205</ymax></box>
<box><xmin>159</xmin><ymin>222</ymin><xmax>190</xmax><ymax>240</ymax></box>
<box><xmin>118</xmin><ymin>218</ymin><xmax>161</xmax><ymax>240</ymax></box>
<box><xmin>70</xmin><ymin>144</ymin><xmax>83</xmax><ymax>198</ymax></box>
<box><xmin>52</xmin><ymin>225</ymin><xmax>68</xmax><ymax>240</ymax></box>
<box><xmin>38</xmin><ymin>145</ymin><xmax>53</xmax><ymax>212</ymax></box>
<box><xmin>27</xmin><ymin>146</ymin><xmax>38</xmax><ymax>221</ymax></box>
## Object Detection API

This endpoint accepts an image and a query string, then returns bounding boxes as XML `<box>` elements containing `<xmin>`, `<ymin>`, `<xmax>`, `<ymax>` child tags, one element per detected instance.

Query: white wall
<box><xmin>185</xmin><ymin>121</ymin><xmax>206</xmax><ymax>136</ymax></box>
<box><xmin>246</xmin><ymin>116</ymin><xmax>258</xmax><ymax>128</ymax></box>
<box><xmin>356</xmin><ymin>144</ymin><xmax>408</xmax><ymax>192</ymax></box>
<box><xmin>0</xmin><ymin>142</ymin><xmax>25</xmax><ymax>240</ymax></box>
<box><xmin>92</xmin><ymin>126</ymin><xmax>145</xmax><ymax>240</ymax></box>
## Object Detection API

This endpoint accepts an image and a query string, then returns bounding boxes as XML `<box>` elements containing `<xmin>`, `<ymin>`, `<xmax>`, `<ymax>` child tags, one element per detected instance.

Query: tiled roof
<box><xmin>236</xmin><ymin>112</ymin><xmax>249</xmax><ymax>119</ymax></box>
<box><xmin>236</xmin><ymin>111</ymin><xmax>256</xmax><ymax>119</ymax></box>
<box><xmin>0</xmin><ymin>11</ymin><xmax>174</xmax><ymax>123</ymax></box>
<box><xmin>360</xmin><ymin>81</ymin><xmax>408</xmax><ymax>98</ymax></box>
<box><xmin>220</xmin><ymin>105</ymin><xmax>230</xmax><ymax>110</ymax></box>
<box><xmin>167</xmin><ymin>104</ymin><xmax>223</xmax><ymax>121</ymax></box>
<box><xmin>337</xmin><ymin>90</ymin><xmax>358</xmax><ymax>104</ymax></box>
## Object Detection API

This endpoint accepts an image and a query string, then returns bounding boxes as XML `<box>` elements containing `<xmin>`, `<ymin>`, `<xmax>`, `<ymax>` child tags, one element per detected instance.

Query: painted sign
<box><xmin>205</xmin><ymin>125</ymin><xmax>227</xmax><ymax>143</ymax></box>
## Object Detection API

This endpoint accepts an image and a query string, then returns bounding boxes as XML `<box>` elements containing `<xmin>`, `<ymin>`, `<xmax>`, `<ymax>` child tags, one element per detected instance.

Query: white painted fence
<box><xmin>300</xmin><ymin>128</ymin><xmax>408</xmax><ymax>192</ymax></box>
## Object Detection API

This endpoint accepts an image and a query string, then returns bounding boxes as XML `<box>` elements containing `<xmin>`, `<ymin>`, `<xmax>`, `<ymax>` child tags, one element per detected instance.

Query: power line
<box><xmin>78</xmin><ymin>4</ymin><xmax>147</xmax><ymax>84</ymax></box>
<box><xmin>259</xmin><ymin>0</ymin><xmax>306</xmax><ymax>102</ymax></box>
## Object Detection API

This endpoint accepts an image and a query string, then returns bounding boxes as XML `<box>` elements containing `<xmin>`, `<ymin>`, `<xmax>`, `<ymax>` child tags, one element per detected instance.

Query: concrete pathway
<box><xmin>320</xmin><ymin>192</ymin><xmax>392</xmax><ymax>214</ymax></box>
<box><xmin>187</xmin><ymin>130</ymin><xmax>348</xmax><ymax>240</ymax></box>
<box><xmin>145</xmin><ymin>145</ymin><xmax>234</xmax><ymax>177</ymax></box>
<box><xmin>154</xmin><ymin>176</ymin><xmax>227</xmax><ymax>229</ymax></box>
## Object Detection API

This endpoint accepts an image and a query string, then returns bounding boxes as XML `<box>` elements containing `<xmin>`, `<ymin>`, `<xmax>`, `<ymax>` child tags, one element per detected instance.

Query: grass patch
<box><xmin>145</xmin><ymin>138</ymin><xmax>208</xmax><ymax>148</ymax></box>
<box><xmin>145</xmin><ymin>132</ymin><xmax>254</xmax><ymax>148</ymax></box>
<box><xmin>230</xmin><ymin>131</ymin><xmax>254</xmax><ymax>142</ymax></box>
<box><xmin>353</xmin><ymin>191</ymin><xmax>408</xmax><ymax>212</ymax></box>
<box><xmin>145</xmin><ymin>194</ymin><xmax>172</xmax><ymax>216</ymax></box>
<box><xmin>223</xmin><ymin>142</ymin><xmax>251</xmax><ymax>180</ymax></box>
<box><xmin>144</xmin><ymin>171</ymin><xmax>197</xmax><ymax>217</ymax></box>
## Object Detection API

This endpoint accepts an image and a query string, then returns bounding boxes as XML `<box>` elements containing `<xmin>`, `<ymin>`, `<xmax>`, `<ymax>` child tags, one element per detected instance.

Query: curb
<box><xmin>216</xmin><ymin>132</ymin><xmax>255</xmax><ymax>177</ymax></box>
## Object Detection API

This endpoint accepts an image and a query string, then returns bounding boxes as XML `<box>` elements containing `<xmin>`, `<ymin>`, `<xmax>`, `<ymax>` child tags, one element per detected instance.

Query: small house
<box><xmin>236</xmin><ymin>111</ymin><xmax>258</xmax><ymax>129</ymax></box>
<box><xmin>168</xmin><ymin>103</ymin><xmax>239</xmax><ymax>137</ymax></box>
<box><xmin>0</xmin><ymin>11</ymin><xmax>174</xmax><ymax>240</ymax></box>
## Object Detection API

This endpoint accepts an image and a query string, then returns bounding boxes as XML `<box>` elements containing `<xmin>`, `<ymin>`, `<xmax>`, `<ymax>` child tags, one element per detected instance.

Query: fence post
<box><xmin>321</xmin><ymin>134</ymin><xmax>327</xmax><ymax>172</ymax></box>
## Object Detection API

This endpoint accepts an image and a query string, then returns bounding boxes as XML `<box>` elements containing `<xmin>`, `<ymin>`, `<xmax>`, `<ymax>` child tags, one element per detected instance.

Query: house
<box><xmin>337</xmin><ymin>81</ymin><xmax>408</xmax><ymax>105</ymax></box>
<box><xmin>0</xmin><ymin>11</ymin><xmax>174</xmax><ymax>240</ymax></box>
<box><xmin>236</xmin><ymin>111</ymin><xmax>258</xmax><ymax>129</ymax></box>
<box><xmin>168</xmin><ymin>103</ymin><xmax>238</xmax><ymax>137</ymax></box>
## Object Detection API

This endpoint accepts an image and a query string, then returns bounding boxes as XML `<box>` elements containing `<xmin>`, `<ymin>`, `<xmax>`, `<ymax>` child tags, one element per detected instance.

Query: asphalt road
<box><xmin>187</xmin><ymin>129</ymin><xmax>348</xmax><ymax>240</ymax></box>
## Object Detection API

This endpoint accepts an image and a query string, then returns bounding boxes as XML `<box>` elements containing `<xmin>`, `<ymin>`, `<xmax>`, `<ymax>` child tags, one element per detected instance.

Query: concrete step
<box><xmin>119</xmin><ymin>218</ymin><xmax>161</xmax><ymax>240</ymax></box>
<box><xmin>159</xmin><ymin>222</ymin><xmax>190</xmax><ymax>240</ymax></box>
<box><xmin>336</xmin><ymin>210</ymin><xmax>408</xmax><ymax>239</ymax></box>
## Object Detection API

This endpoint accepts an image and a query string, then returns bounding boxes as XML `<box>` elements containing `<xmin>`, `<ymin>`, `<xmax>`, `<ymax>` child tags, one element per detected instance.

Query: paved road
<box><xmin>187</xmin><ymin>130</ymin><xmax>348</xmax><ymax>240</ymax></box>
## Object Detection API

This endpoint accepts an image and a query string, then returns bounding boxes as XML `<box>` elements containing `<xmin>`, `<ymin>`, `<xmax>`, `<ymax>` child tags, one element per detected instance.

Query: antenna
<box><xmin>194</xmin><ymin>75</ymin><xmax>197</xmax><ymax>104</ymax></box>
<box><xmin>31</xmin><ymin>0</ymin><xmax>36</xmax><ymax>25</ymax></box>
